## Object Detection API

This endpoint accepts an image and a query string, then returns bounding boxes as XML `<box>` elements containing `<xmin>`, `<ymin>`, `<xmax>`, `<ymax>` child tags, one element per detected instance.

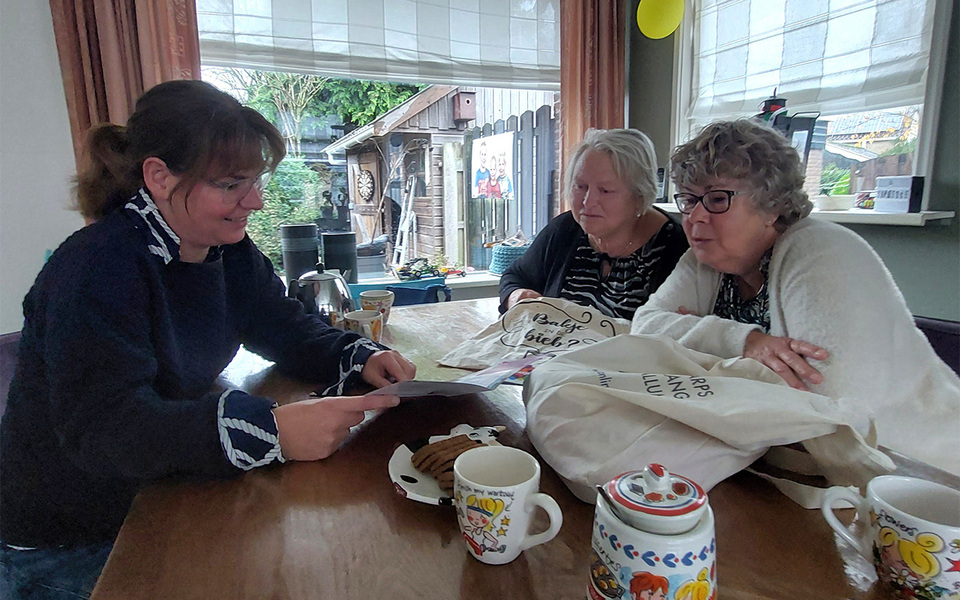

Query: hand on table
<box><xmin>743</xmin><ymin>331</ymin><xmax>828</xmax><ymax>392</ymax></box>
<box><xmin>273</xmin><ymin>393</ymin><xmax>400</xmax><ymax>461</ymax></box>
<box><xmin>361</xmin><ymin>350</ymin><xmax>417</xmax><ymax>388</ymax></box>
<box><xmin>506</xmin><ymin>288</ymin><xmax>542</xmax><ymax>310</ymax></box>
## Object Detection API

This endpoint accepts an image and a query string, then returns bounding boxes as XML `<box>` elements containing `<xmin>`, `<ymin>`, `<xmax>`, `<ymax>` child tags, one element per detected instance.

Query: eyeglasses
<box><xmin>208</xmin><ymin>171</ymin><xmax>272</xmax><ymax>204</ymax></box>
<box><xmin>673</xmin><ymin>190</ymin><xmax>744</xmax><ymax>215</ymax></box>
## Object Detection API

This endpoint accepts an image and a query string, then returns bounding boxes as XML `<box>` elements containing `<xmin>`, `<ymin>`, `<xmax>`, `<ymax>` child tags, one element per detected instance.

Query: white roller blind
<box><xmin>689</xmin><ymin>0</ymin><xmax>937</xmax><ymax>119</ymax></box>
<box><xmin>196</xmin><ymin>0</ymin><xmax>560</xmax><ymax>90</ymax></box>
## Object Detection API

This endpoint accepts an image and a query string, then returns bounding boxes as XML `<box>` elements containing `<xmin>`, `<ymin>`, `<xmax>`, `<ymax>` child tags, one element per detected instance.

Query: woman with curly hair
<box><xmin>631</xmin><ymin>119</ymin><xmax>959</xmax><ymax>474</ymax></box>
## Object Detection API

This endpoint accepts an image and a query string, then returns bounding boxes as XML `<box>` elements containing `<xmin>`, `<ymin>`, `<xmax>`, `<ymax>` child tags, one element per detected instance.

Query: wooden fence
<box><xmin>460</xmin><ymin>106</ymin><xmax>556</xmax><ymax>270</ymax></box>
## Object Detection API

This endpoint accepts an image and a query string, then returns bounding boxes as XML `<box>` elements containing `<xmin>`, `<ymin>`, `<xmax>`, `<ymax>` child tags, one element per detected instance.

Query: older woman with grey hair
<box><xmin>499</xmin><ymin>128</ymin><xmax>688</xmax><ymax>319</ymax></box>
<box><xmin>631</xmin><ymin>119</ymin><xmax>959</xmax><ymax>474</ymax></box>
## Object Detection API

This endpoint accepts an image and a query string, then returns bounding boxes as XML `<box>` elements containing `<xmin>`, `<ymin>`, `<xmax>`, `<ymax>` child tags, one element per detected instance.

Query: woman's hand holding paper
<box><xmin>273</xmin><ymin>393</ymin><xmax>401</xmax><ymax>461</ymax></box>
<box><xmin>362</xmin><ymin>350</ymin><xmax>417</xmax><ymax>388</ymax></box>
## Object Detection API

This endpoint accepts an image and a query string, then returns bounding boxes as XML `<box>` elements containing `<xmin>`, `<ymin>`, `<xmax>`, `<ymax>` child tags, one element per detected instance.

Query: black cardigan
<box><xmin>498</xmin><ymin>209</ymin><xmax>687</xmax><ymax>314</ymax></box>
<box><xmin>0</xmin><ymin>204</ymin><xmax>376</xmax><ymax>545</ymax></box>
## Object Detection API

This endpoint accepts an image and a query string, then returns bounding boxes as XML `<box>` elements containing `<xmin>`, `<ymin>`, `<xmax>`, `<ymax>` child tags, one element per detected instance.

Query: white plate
<box><xmin>388</xmin><ymin>424</ymin><xmax>503</xmax><ymax>505</ymax></box>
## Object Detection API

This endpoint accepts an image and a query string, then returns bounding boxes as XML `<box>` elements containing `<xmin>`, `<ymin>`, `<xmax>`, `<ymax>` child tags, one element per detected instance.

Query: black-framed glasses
<box><xmin>208</xmin><ymin>171</ymin><xmax>272</xmax><ymax>205</ymax></box>
<box><xmin>673</xmin><ymin>190</ymin><xmax>744</xmax><ymax>214</ymax></box>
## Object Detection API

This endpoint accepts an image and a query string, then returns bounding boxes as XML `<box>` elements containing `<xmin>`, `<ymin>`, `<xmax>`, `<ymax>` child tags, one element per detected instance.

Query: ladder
<box><xmin>391</xmin><ymin>173</ymin><xmax>418</xmax><ymax>268</ymax></box>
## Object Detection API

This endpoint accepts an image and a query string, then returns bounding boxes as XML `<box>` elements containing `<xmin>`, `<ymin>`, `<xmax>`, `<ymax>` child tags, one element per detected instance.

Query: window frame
<box><xmin>669</xmin><ymin>0</ymin><xmax>956</xmax><ymax>213</ymax></box>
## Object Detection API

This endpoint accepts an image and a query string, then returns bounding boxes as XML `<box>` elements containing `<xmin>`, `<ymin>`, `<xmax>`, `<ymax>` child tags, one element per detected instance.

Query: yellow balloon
<box><xmin>636</xmin><ymin>0</ymin><xmax>685</xmax><ymax>40</ymax></box>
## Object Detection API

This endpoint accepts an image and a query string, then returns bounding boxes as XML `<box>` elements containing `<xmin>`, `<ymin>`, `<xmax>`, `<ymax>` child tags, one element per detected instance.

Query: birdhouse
<box><xmin>452</xmin><ymin>92</ymin><xmax>476</xmax><ymax>121</ymax></box>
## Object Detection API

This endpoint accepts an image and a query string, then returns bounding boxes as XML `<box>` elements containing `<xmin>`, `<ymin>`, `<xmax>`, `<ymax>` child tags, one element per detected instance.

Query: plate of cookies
<box><xmin>389</xmin><ymin>424</ymin><xmax>504</xmax><ymax>505</ymax></box>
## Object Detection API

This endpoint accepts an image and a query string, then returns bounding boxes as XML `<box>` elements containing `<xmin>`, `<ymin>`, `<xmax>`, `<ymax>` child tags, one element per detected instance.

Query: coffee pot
<box><xmin>588</xmin><ymin>464</ymin><xmax>717</xmax><ymax>600</ymax></box>
<box><xmin>287</xmin><ymin>263</ymin><xmax>355</xmax><ymax>328</ymax></box>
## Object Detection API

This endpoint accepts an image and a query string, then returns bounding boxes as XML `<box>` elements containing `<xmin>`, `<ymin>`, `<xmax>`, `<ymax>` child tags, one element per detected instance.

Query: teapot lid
<box><xmin>298</xmin><ymin>263</ymin><xmax>345</xmax><ymax>282</ymax></box>
<box><xmin>602</xmin><ymin>464</ymin><xmax>707</xmax><ymax>535</ymax></box>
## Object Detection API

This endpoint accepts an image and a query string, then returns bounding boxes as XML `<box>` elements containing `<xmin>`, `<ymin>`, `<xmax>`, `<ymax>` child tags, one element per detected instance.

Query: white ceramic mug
<box><xmin>821</xmin><ymin>476</ymin><xmax>960</xmax><ymax>598</ymax></box>
<box><xmin>453</xmin><ymin>446</ymin><xmax>563</xmax><ymax>565</ymax></box>
<box><xmin>343</xmin><ymin>309</ymin><xmax>382</xmax><ymax>343</ymax></box>
<box><xmin>359</xmin><ymin>289</ymin><xmax>395</xmax><ymax>325</ymax></box>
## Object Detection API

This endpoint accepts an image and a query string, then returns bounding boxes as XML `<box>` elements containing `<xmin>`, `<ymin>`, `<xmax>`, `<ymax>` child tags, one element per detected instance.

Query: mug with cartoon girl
<box><xmin>453</xmin><ymin>445</ymin><xmax>563</xmax><ymax>566</ymax></box>
<box><xmin>461</xmin><ymin>495</ymin><xmax>505</xmax><ymax>556</ymax></box>
<box><xmin>822</xmin><ymin>475</ymin><xmax>960</xmax><ymax>599</ymax></box>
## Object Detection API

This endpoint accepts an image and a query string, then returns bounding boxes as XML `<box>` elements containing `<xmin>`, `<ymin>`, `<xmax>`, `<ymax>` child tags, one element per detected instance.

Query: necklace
<box><xmin>590</xmin><ymin>234</ymin><xmax>640</xmax><ymax>258</ymax></box>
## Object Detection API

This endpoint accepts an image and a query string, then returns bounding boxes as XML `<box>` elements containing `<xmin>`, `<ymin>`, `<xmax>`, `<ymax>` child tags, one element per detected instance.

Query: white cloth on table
<box><xmin>523</xmin><ymin>334</ymin><xmax>895</xmax><ymax>504</ymax></box>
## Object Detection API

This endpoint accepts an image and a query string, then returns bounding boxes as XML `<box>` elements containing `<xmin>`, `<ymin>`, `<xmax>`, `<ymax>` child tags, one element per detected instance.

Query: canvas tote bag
<box><xmin>524</xmin><ymin>334</ymin><xmax>895</xmax><ymax>503</ymax></box>
<box><xmin>440</xmin><ymin>297</ymin><xmax>630</xmax><ymax>370</ymax></box>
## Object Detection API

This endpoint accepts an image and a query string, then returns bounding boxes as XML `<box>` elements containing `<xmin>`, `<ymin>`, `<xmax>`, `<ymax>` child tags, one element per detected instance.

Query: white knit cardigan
<box><xmin>632</xmin><ymin>217</ymin><xmax>960</xmax><ymax>475</ymax></box>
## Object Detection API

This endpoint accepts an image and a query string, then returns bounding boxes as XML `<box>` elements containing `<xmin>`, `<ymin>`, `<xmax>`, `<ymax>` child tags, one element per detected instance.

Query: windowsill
<box><xmin>355</xmin><ymin>270</ymin><xmax>501</xmax><ymax>288</ymax></box>
<box><xmin>443</xmin><ymin>271</ymin><xmax>502</xmax><ymax>288</ymax></box>
<box><xmin>352</xmin><ymin>270</ymin><xmax>501</xmax><ymax>302</ymax></box>
<box><xmin>652</xmin><ymin>203</ymin><xmax>955</xmax><ymax>226</ymax></box>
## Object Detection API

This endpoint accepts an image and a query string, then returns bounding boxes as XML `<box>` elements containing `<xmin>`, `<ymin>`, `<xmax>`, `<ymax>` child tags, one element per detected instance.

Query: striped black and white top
<box><xmin>559</xmin><ymin>220</ymin><xmax>686</xmax><ymax>319</ymax></box>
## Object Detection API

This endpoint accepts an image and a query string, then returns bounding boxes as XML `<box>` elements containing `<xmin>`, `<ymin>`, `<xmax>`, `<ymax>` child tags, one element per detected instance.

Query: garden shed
<box><xmin>322</xmin><ymin>85</ymin><xmax>466</xmax><ymax>264</ymax></box>
<box><xmin>322</xmin><ymin>84</ymin><xmax>557</xmax><ymax>269</ymax></box>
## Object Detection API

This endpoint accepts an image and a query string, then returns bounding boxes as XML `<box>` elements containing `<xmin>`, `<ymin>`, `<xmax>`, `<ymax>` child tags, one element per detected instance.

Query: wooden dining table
<box><xmin>90</xmin><ymin>297</ymin><xmax>956</xmax><ymax>600</ymax></box>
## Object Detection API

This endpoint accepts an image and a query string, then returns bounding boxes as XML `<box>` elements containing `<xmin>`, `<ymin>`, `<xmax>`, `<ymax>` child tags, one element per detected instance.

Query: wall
<box><xmin>627</xmin><ymin>0</ymin><xmax>960</xmax><ymax>320</ymax></box>
<box><xmin>626</xmin><ymin>16</ymin><xmax>675</xmax><ymax>174</ymax></box>
<box><xmin>0</xmin><ymin>0</ymin><xmax>82</xmax><ymax>334</ymax></box>
<box><xmin>844</xmin><ymin>0</ymin><xmax>960</xmax><ymax>321</ymax></box>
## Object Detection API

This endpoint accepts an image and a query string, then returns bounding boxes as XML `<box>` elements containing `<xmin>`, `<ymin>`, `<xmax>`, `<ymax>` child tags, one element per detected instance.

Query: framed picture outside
<box><xmin>471</xmin><ymin>132</ymin><xmax>515</xmax><ymax>200</ymax></box>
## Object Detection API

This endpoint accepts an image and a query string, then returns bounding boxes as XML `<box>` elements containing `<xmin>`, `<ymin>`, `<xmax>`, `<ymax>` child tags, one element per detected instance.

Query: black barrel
<box><xmin>321</xmin><ymin>231</ymin><xmax>358</xmax><ymax>284</ymax></box>
<box><xmin>280</xmin><ymin>223</ymin><xmax>319</xmax><ymax>286</ymax></box>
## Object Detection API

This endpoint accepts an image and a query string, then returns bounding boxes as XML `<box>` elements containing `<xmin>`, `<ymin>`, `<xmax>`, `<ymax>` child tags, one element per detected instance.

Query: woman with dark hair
<box><xmin>499</xmin><ymin>128</ymin><xmax>687</xmax><ymax>319</ymax></box>
<box><xmin>0</xmin><ymin>80</ymin><xmax>415</xmax><ymax>599</ymax></box>
<box><xmin>632</xmin><ymin>119</ymin><xmax>959</xmax><ymax>474</ymax></box>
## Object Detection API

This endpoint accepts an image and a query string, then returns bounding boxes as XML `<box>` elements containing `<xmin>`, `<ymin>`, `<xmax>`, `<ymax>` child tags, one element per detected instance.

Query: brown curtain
<box><xmin>559</xmin><ymin>0</ymin><xmax>626</xmax><ymax>210</ymax></box>
<box><xmin>48</xmin><ymin>0</ymin><xmax>201</xmax><ymax>168</ymax></box>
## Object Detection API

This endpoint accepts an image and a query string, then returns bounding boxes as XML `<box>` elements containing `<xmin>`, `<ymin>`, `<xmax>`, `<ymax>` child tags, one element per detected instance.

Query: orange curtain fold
<box><xmin>48</xmin><ymin>0</ymin><xmax>201</xmax><ymax>169</ymax></box>
<box><xmin>559</xmin><ymin>0</ymin><xmax>626</xmax><ymax>210</ymax></box>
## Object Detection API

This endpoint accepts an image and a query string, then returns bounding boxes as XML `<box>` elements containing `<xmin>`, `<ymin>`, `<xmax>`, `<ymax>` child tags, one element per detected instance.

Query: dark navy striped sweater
<box><xmin>0</xmin><ymin>192</ymin><xmax>378</xmax><ymax>545</ymax></box>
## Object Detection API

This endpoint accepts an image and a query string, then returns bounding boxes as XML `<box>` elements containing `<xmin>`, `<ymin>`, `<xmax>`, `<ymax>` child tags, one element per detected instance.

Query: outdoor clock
<box><xmin>357</xmin><ymin>169</ymin><xmax>375</xmax><ymax>202</ymax></box>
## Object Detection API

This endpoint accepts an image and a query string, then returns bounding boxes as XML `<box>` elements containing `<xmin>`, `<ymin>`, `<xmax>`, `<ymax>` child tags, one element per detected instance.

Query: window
<box><xmin>202</xmin><ymin>66</ymin><xmax>557</xmax><ymax>276</ymax></box>
<box><xmin>196</xmin><ymin>0</ymin><xmax>559</xmax><ymax>91</ymax></box>
<box><xmin>673</xmin><ymin>0</ymin><xmax>954</xmax><ymax>210</ymax></box>
<box><xmin>196</xmin><ymin>0</ymin><xmax>563</xmax><ymax>272</ymax></box>
<box><xmin>201</xmin><ymin>66</ymin><xmax>422</xmax><ymax>275</ymax></box>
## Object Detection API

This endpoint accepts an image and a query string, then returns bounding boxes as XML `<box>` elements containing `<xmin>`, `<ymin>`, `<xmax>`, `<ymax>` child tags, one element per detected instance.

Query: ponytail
<box><xmin>75</xmin><ymin>124</ymin><xmax>140</xmax><ymax>221</ymax></box>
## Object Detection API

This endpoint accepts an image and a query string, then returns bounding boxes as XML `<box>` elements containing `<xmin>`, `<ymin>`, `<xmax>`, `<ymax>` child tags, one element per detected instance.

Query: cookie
<box><xmin>409</xmin><ymin>428</ymin><xmax>507</xmax><ymax>495</ymax></box>
<box><xmin>435</xmin><ymin>471</ymin><xmax>455</xmax><ymax>494</ymax></box>
<box><xmin>410</xmin><ymin>434</ymin><xmax>470</xmax><ymax>467</ymax></box>
<box><xmin>411</xmin><ymin>434</ymin><xmax>480</xmax><ymax>474</ymax></box>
